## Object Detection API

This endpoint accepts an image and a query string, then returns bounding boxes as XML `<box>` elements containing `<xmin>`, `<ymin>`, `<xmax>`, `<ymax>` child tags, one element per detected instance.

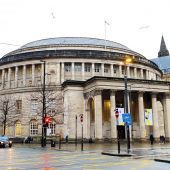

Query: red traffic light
<box><xmin>44</xmin><ymin>117</ymin><xmax>50</xmax><ymax>123</ymax></box>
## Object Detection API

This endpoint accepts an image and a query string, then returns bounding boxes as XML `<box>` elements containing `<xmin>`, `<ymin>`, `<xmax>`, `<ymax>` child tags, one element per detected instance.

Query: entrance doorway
<box><xmin>117</xmin><ymin>125</ymin><xmax>125</xmax><ymax>139</ymax></box>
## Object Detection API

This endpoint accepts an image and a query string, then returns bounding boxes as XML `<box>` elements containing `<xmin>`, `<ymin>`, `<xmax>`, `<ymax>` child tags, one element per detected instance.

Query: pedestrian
<box><xmin>118</xmin><ymin>132</ymin><xmax>121</xmax><ymax>139</ymax></box>
<box><xmin>66</xmin><ymin>135</ymin><xmax>68</xmax><ymax>144</ymax></box>
<box><xmin>150</xmin><ymin>134</ymin><xmax>154</xmax><ymax>146</ymax></box>
<box><xmin>159</xmin><ymin>135</ymin><xmax>162</xmax><ymax>144</ymax></box>
<box><xmin>27</xmin><ymin>136</ymin><xmax>31</xmax><ymax>144</ymax></box>
<box><xmin>162</xmin><ymin>135</ymin><xmax>165</xmax><ymax>144</ymax></box>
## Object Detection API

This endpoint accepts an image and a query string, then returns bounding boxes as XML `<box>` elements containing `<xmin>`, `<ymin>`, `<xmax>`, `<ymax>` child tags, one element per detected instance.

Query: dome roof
<box><xmin>3</xmin><ymin>37</ymin><xmax>135</xmax><ymax>58</ymax></box>
<box><xmin>19</xmin><ymin>37</ymin><xmax>131</xmax><ymax>51</ymax></box>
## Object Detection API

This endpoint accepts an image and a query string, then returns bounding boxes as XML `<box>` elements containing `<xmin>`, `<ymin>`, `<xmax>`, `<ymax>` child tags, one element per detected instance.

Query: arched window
<box><xmin>48</xmin><ymin>120</ymin><xmax>56</xmax><ymax>135</ymax></box>
<box><xmin>30</xmin><ymin>120</ymin><xmax>38</xmax><ymax>136</ymax></box>
<box><xmin>15</xmin><ymin>120</ymin><xmax>21</xmax><ymax>136</ymax></box>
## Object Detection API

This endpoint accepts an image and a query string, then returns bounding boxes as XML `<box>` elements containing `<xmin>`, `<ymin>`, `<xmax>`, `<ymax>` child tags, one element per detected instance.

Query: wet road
<box><xmin>0</xmin><ymin>143</ymin><xmax>170</xmax><ymax>169</ymax></box>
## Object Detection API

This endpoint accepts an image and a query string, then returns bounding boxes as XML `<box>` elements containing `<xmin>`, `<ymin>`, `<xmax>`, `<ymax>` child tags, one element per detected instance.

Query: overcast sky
<box><xmin>0</xmin><ymin>0</ymin><xmax>170</xmax><ymax>59</ymax></box>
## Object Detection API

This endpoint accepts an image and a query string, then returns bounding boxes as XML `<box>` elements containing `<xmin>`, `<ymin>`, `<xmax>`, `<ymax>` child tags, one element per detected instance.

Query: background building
<box><xmin>0</xmin><ymin>37</ymin><xmax>170</xmax><ymax>142</ymax></box>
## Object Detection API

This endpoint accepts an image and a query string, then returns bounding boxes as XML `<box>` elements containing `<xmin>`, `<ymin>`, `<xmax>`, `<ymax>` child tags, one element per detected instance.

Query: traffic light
<box><xmin>43</xmin><ymin>117</ymin><xmax>50</xmax><ymax>127</ymax></box>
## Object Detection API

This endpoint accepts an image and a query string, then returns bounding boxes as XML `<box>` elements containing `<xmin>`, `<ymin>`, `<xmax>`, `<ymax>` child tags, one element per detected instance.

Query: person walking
<box><xmin>150</xmin><ymin>134</ymin><xmax>154</xmax><ymax>146</ymax></box>
<box><xmin>159</xmin><ymin>135</ymin><xmax>163</xmax><ymax>144</ymax></box>
<box><xmin>27</xmin><ymin>136</ymin><xmax>31</xmax><ymax>144</ymax></box>
<box><xmin>66</xmin><ymin>135</ymin><xmax>68</xmax><ymax>144</ymax></box>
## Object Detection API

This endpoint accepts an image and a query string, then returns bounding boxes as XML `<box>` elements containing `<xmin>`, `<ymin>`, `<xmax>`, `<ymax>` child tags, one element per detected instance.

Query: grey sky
<box><xmin>0</xmin><ymin>0</ymin><xmax>170</xmax><ymax>59</ymax></box>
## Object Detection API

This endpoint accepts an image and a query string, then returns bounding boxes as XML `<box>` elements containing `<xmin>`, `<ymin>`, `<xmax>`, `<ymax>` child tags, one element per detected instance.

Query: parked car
<box><xmin>0</xmin><ymin>135</ymin><xmax>12</xmax><ymax>148</ymax></box>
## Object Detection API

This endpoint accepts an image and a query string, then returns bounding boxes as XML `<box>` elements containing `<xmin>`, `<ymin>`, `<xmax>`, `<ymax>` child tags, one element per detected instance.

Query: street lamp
<box><xmin>40</xmin><ymin>60</ymin><xmax>46</xmax><ymax>147</ymax></box>
<box><xmin>128</xmin><ymin>84</ymin><xmax>134</xmax><ymax>145</ymax></box>
<box><xmin>120</xmin><ymin>57</ymin><xmax>132</xmax><ymax>154</ymax></box>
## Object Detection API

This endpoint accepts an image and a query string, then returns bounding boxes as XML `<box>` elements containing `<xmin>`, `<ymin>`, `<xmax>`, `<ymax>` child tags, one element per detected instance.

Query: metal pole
<box><xmin>41</xmin><ymin>60</ymin><xmax>46</xmax><ymax>147</ymax></box>
<box><xmin>81</xmin><ymin>124</ymin><xmax>83</xmax><ymax>151</ymax></box>
<box><xmin>75</xmin><ymin>115</ymin><xmax>77</xmax><ymax>147</ymax></box>
<box><xmin>124</xmin><ymin>63</ymin><xmax>130</xmax><ymax>153</ymax></box>
<box><xmin>129</xmin><ymin>85</ymin><xmax>134</xmax><ymax>145</ymax></box>
<box><xmin>118</xmin><ymin>137</ymin><xmax>120</xmax><ymax>153</ymax></box>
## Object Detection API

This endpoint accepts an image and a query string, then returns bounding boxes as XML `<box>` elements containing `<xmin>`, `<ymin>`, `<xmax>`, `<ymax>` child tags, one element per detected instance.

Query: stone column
<box><xmin>92</xmin><ymin>63</ymin><xmax>94</xmax><ymax>77</ymax></box>
<box><xmin>23</xmin><ymin>65</ymin><xmax>26</xmax><ymax>87</ymax></box>
<box><xmin>71</xmin><ymin>62</ymin><xmax>75</xmax><ymax>80</ymax></box>
<box><xmin>119</xmin><ymin>65</ymin><xmax>122</xmax><ymax>77</ymax></box>
<box><xmin>152</xmin><ymin>92</ymin><xmax>159</xmax><ymax>139</ymax></box>
<box><xmin>82</xmin><ymin>63</ymin><xmax>85</xmax><ymax>81</ymax></box>
<box><xmin>134</xmin><ymin>68</ymin><xmax>137</xmax><ymax>79</ymax></box>
<box><xmin>146</xmin><ymin>70</ymin><xmax>148</xmax><ymax>80</ymax></box>
<box><xmin>127</xmin><ymin>66</ymin><xmax>130</xmax><ymax>78</ymax></box>
<box><xmin>110</xmin><ymin>90</ymin><xmax>117</xmax><ymax>140</ymax></box>
<box><xmin>61</xmin><ymin>63</ymin><xmax>64</xmax><ymax>83</ymax></box>
<box><xmin>56</xmin><ymin>62</ymin><xmax>60</xmax><ymax>85</ymax></box>
<box><xmin>138</xmin><ymin>91</ymin><xmax>145</xmax><ymax>140</ymax></box>
<box><xmin>140</xmin><ymin>69</ymin><xmax>143</xmax><ymax>79</ymax></box>
<box><xmin>110</xmin><ymin>64</ymin><xmax>113</xmax><ymax>77</ymax></box>
<box><xmin>32</xmin><ymin>64</ymin><xmax>35</xmax><ymax>86</ymax></box>
<box><xmin>8</xmin><ymin>68</ymin><xmax>11</xmax><ymax>89</ymax></box>
<box><xmin>15</xmin><ymin>66</ymin><xmax>18</xmax><ymax>88</ymax></box>
<box><xmin>2</xmin><ymin>69</ymin><xmax>5</xmax><ymax>89</ymax></box>
<box><xmin>94</xmin><ymin>89</ymin><xmax>103</xmax><ymax>140</ymax></box>
<box><xmin>163</xmin><ymin>93</ymin><xmax>170</xmax><ymax>141</ymax></box>
<box><xmin>101</xmin><ymin>63</ymin><xmax>104</xmax><ymax>76</ymax></box>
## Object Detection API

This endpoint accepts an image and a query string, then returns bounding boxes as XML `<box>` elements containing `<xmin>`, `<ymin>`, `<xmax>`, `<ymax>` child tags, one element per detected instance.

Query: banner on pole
<box><xmin>144</xmin><ymin>109</ymin><xmax>152</xmax><ymax>125</ymax></box>
<box><xmin>117</xmin><ymin>108</ymin><xmax>124</xmax><ymax>125</ymax></box>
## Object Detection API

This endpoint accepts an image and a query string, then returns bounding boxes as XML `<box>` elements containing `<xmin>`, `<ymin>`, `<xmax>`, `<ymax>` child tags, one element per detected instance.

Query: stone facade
<box><xmin>0</xmin><ymin>37</ymin><xmax>169</xmax><ymax>142</ymax></box>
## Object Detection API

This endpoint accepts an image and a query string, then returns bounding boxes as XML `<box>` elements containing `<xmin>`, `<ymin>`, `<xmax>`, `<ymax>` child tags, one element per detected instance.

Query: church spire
<box><xmin>158</xmin><ymin>35</ymin><xmax>169</xmax><ymax>57</ymax></box>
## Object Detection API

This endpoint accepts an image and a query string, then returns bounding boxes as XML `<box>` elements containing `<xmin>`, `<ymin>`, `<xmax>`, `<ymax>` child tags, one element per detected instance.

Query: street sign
<box><xmin>115</xmin><ymin>110</ymin><xmax>119</xmax><ymax>118</ymax></box>
<box><xmin>80</xmin><ymin>116</ymin><xmax>83</xmax><ymax>122</ymax></box>
<box><xmin>122</xmin><ymin>113</ymin><xmax>132</xmax><ymax>125</ymax></box>
<box><xmin>47</xmin><ymin>128</ymin><xmax>51</xmax><ymax>136</ymax></box>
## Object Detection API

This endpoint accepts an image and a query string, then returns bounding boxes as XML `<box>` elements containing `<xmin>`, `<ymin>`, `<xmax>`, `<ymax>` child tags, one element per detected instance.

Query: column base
<box><xmin>111</xmin><ymin>138</ymin><xmax>118</xmax><ymax>143</ymax></box>
<box><xmin>94</xmin><ymin>138</ymin><xmax>104</xmax><ymax>143</ymax></box>
<box><xmin>165</xmin><ymin>137</ymin><xmax>170</xmax><ymax>142</ymax></box>
<box><xmin>139</xmin><ymin>138</ymin><xmax>147</xmax><ymax>143</ymax></box>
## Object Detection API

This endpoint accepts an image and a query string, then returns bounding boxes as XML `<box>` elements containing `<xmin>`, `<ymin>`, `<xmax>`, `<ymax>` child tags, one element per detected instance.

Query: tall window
<box><xmin>75</xmin><ymin>64</ymin><xmax>81</xmax><ymax>72</ymax></box>
<box><xmin>65</xmin><ymin>64</ymin><xmax>71</xmax><ymax>72</ymax></box>
<box><xmin>90</xmin><ymin>99</ymin><xmax>94</xmax><ymax>121</ymax></box>
<box><xmin>16</xmin><ymin>100</ymin><xmax>22</xmax><ymax>114</ymax></box>
<box><xmin>48</xmin><ymin>99</ymin><xmax>55</xmax><ymax>114</ymax></box>
<box><xmin>15</xmin><ymin>120</ymin><xmax>21</xmax><ymax>136</ymax></box>
<box><xmin>30</xmin><ymin>66</ymin><xmax>32</xmax><ymax>76</ymax></box>
<box><xmin>104</xmin><ymin>66</ymin><xmax>108</xmax><ymax>73</ymax></box>
<box><xmin>30</xmin><ymin>120</ymin><xmax>38</xmax><ymax>136</ymax></box>
<box><xmin>48</xmin><ymin>120</ymin><xmax>56</xmax><ymax>135</ymax></box>
<box><xmin>31</xmin><ymin>100</ymin><xmax>38</xmax><ymax>114</ymax></box>
<box><xmin>122</xmin><ymin>68</ymin><xmax>124</xmax><ymax>74</ymax></box>
<box><xmin>85</xmin><ymin>64</ymin><xmax>91</xmax><ymax>72</ymax></box>
<box><xmin>4</xmin><ymin>122</ymin><xmax>7</xmax><ymax>135</ymax></box>
<box><xmin>114</xmin><ymin>69</ymin><xmax>117</xmax><ymax>74</ymax></box>
<box><xmin>95</xmin><ymin>64</ymin><xmax>100</xmax><ymax>72</ymax></box>
<box><xmin>38</xmin><ymin>65</ymin><xmax>42</xmax><ymax>76</ymax></box>
<box><xmin>103</xmin><ymin>100</ymin><xmax>111</xmax><ymax>121</ymax></box>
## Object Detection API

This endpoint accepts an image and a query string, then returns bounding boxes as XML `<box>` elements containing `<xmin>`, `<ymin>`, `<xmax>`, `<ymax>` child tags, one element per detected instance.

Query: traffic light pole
<box><xmin>41</xmin><ymin>60</ymin><xmax>46</xmax><ymax>147</ymax></box>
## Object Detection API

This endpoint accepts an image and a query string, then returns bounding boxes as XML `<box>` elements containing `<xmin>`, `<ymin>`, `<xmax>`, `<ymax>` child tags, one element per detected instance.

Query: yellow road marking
<box><xmin>131</xmin><ymin>160</ymin><xmax>153</xmax><ymax>170</ymax></box>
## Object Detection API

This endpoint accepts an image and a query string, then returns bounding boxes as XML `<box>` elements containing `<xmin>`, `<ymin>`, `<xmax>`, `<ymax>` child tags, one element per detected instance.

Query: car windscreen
<box><xmin>0</xmin><ymin>136</ymin><xmax>8</xmax><ymax>140</ymax></box>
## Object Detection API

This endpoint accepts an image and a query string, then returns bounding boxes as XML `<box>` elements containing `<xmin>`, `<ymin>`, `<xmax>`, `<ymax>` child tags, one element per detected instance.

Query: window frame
<box><xmin>15</xmin><ymin>121</ymin><xmax>21</xmax><ymax>136</ymax></box>
<box><xmin>30</xmin><ymin>120</ymin><xmax>38</xmax><ymax>136</ymax></box>
<box><xmin>65</xmin><ymin>64</ymin><xmax>71</xmax><ymax>72</ymax></box>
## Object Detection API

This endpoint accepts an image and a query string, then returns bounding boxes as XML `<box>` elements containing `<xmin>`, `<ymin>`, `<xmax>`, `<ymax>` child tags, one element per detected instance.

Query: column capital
<box><xmin>151</xmin><ymin>92</ymin><xmax>158</xmax><ymax>98</ymax></box>
<box><xmin>94</xmin><ymin>89</ymin><xmax>103</xmax><ymax>96</ymax></box>
<box><xmin>163</xmin><ymin>92</ymin><xmax>170</xmax><ymax>99</ymax></box>
<box><xmin>138</xmin><ymin>91</ymin><xmax>144</xmax><ymax>97</ymax></box>
<box><xmin>110</xmin><ymin>89</ymin><xmax>116</xmax><ymax>96</ymax></box>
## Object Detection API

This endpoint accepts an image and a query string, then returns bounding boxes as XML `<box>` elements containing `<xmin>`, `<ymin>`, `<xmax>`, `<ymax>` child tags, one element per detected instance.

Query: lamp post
<box><xmin>40</xmin><ymin>60</ymin><xmax>46</xmax><ymax>147</ymax></box>
<box><xmin>121</xmin><ymin>57</ymin><xmax>132</xmax><ymax>154</ymax></box>
<box><xmin>128</xmin><ymin>84</ymin><xmax>134</xmax><ymax>145</ymax></box>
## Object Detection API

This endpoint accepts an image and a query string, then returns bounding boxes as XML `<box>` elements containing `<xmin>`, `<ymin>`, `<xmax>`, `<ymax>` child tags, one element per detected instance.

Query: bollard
<box><xmin>118</xmin><ymin>137</ymin><xmax>120</xmax><ymax>154</ymax></box>
<box><xmin>59</xmin><ymin>135</ymin><xmax>61</xmax><ymax>149</ymax></box>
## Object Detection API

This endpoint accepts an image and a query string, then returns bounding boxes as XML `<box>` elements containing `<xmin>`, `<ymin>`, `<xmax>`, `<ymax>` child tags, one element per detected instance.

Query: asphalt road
<box><xmin>1</xmin><ymin>144</ymin><xmax>170</xmax><ymax>170</ymax></box>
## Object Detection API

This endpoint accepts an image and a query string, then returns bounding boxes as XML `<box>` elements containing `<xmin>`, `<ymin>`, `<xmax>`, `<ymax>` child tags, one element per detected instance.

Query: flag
<box><xmin>105</xmin><ymin>20</ymin><xmax>110</xmax><ymax>25</ymax></box>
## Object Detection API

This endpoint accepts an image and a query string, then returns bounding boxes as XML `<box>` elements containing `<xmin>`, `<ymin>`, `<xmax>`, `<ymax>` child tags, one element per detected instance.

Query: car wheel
<box><xmin>3</xmin><ymin>144</ymin><xmax>5</xmax><ymax>148</ymax></box>
<box><xmin>9</xmin><ymin>144</ymin><xmax>12</xmax><ymax>148</ymax></box>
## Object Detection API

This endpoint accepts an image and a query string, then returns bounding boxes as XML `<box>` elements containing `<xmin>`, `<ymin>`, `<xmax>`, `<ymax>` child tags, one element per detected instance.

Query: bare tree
<box><xmin>0</xmin><ymin>95</ymin><xmax>20</xmax><ymax>135</ymax></box>
<box><xmin>28</xmin><ymin>82</ymin><xmax>65</xmax><ymax>121</ymax></box>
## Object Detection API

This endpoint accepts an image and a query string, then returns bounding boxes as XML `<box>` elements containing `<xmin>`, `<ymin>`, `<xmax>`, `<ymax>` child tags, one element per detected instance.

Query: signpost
<box><xmin>115</xmin><ymin>109</ymin><xmax>119</xmax><ymax>125</ymax></box>
<box><xmin>79</xmin><ymin>114</ymin><xmax>83</xmax><ymax>151</ymax></box>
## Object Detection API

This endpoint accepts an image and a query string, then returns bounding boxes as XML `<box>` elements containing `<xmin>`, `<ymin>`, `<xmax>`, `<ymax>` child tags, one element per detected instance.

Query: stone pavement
<box><xmin>14</xmin><ymin>141</ymin><xmax>170</xmax><ymax>160</ymax></box>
